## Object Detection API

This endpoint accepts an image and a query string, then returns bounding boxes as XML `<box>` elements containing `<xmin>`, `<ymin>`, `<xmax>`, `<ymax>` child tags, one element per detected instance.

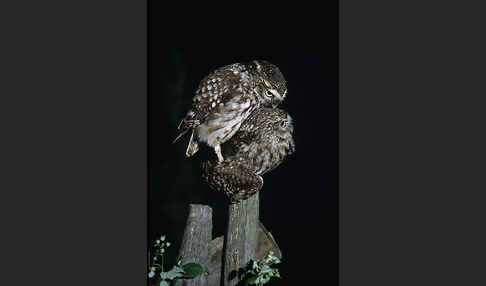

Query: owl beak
<box><xmin>290</xmin><ymin>126</ymin><xmax>294</xmax><ymax>133</ymax></box>
<box><xmin>271</xmin><ymin>97</ymin><xmax>279</xmax><ymax>108</ymax></box>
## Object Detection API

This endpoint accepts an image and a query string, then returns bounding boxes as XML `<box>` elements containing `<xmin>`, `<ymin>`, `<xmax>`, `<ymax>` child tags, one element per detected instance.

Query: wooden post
<box><xmin>176</xmin><ymin>201</ymin><xmax>280</xmax><ymax>286</ymax></box>
<box><xmin>222</xmin><ymin>193</ymin><xmax>260</xmax><ymax>286</ymax></box>
<box><xmin>177</xmin><ymin>204</ymin><xmax>212</xmax><ymax>286</ymax></box>
<box><xmin>203</xmin><ymin>221</ymin><xmax>282</xmax><ymax>286</ymax></box>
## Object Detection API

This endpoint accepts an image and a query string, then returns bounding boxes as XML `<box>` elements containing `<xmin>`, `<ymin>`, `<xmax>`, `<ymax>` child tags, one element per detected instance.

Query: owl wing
<box><xmin>175</xmin><ymin>69</ymin><xmax>249</xmax><ymax>138</ymax></box>
<box><xmin>201</xmin><ymin>159</ymin><xmax>263</xmax><ymax>203</ymax></box>
<box><xmin>227</xmin><ymin>128</ymin><xmax>257</xmax><ymax>153</ymax></box>
<box><xmin>227</xmin><ymin>106</ymin><xmax>269</xmax><ymax>149</ymax></box>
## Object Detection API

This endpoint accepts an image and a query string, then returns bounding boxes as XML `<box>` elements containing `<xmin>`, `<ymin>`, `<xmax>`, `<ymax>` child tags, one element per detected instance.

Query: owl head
<box><xmin>249</xmin><ymin>60</ymin><xmax>287</xmax><ymax>108</ymax></box>
<box><xmin>270</xmin><ymin>109</ymin><xmax>295</xmax><ymax>154</ymax></box>
<box><xmin>247</xmin><ymin>107</ymin><xmax>295</xmax><ymax>154</ymax></box>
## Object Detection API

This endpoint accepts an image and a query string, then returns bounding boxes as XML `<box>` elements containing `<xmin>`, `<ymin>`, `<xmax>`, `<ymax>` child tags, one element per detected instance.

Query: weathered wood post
<box><xmin>177</xmin><ymin>199</ymin><xmax>279</xmax><ymax>286</ymax></box>
<box><xmin>222</xmin><ymin>193</ymin><xmax>260</xmax><ymax>286</ymax></box>
<box><xmin>177</xmin><ymin>204</ymin><xmax>212</xmax><ymax>286</ymax></box>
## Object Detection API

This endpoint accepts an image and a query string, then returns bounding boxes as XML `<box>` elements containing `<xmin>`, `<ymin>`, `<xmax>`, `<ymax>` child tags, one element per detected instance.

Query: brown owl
<box><xmin>202</xmin><ymin>107</ymin><xmax>295</xmax><ymax>203</ymax></box>
<box><xmin>173</xmin><ymin>61</ymin><xmax>287</xmax><ymax>163</ymax></box>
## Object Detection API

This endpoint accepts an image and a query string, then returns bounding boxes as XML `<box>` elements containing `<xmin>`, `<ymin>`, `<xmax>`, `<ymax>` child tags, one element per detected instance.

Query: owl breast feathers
<box><xmin>173</xmin><ymin>60</ymin><xmax>287</xmax><ymax>163</ymax></box>
<box><xmin>202</xmin><ymin>107</ymin><xmax>295</xmax><ymax>203</ymax></box>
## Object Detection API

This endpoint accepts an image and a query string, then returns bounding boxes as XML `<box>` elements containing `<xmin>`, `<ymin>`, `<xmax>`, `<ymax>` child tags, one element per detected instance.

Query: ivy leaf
<box><xmin>148</xmin><ymin>271</ymin><xmax>155</xmax><ymax>278</ymax></box>
<box><xmin>182</xmin><ymin>263</ymin><xmax>203</xmax><ymax>278</ymax></box>
<box><xmin>159</xmin><ymin>281</ymin><xmax>169</xmax><ymax>286</ymax></box>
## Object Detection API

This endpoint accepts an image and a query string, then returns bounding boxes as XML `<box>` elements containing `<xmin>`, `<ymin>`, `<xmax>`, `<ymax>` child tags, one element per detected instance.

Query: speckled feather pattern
<box><xmin>175</xmin><ymin>61</ymin><xmax>287</xmax><ymax>157</ymax></box>
<box><xmin>229</xmin><ymin>108</ymin><xmax>295</xmax><ymax>175</ymax></box>
<box><xmin>201</xmin><ymin>107</ymin><xmax>295</xmax><ymax>203</ymax></box>
<box><xmin>201</xmin><ymin>160</ymin><xmax>264</xmax><ymax>203</ymax></box>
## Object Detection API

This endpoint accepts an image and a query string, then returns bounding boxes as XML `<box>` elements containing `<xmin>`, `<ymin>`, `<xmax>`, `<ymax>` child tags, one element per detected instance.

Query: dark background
<box><xmin>5</xmin><ymin>1</ymin><xmax>486</xmax><ymax>286</ymax></box>
<box><xmin>148</xmin><ymin>5</ymin><xmax>338</xmax><ymax>286</ymax></box>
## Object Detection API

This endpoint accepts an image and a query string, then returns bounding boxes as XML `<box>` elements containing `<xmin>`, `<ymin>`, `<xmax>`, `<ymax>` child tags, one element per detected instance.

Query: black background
<box><xmin>4</xmin><ymin>1</ymin><xmax>486</xmax><ymax>286</ymax></box>
<box><xmin>148</xmin><ymin>5</ymin><xmax>338</xmax><ymax>286</ymax></box>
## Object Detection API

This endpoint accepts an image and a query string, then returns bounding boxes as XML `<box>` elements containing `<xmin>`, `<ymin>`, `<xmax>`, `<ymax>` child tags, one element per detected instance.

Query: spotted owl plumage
<box><xmin>202</xmin><ymin>107</ymin><xmax>295</xmax><ymax>203</ymax></box>
<box><xmin>173</xmin><ymin>60</ymin><xmax>287</xmax><ymax>163</ymax></box>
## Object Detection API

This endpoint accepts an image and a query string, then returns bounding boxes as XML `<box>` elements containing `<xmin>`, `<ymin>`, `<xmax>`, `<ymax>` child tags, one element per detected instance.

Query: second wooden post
<box><xmin>222</xmin><ymin>193</ymin><xmax>260</xmax><ymax>286</ymax></box>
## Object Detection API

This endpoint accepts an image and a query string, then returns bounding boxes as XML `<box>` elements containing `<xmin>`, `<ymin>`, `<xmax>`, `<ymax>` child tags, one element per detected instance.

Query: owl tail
<box><xmin>172</xmin><ymin>116</ymin><xmax>192</xmax><ymax>144</ymax></box>
<box><xmin>185</xmin><ymin>129</ymin><xmax>199</xmax><ymax>157</ymax></box>
<box><xmin>172</xmin><ymin>128</ymin><xmax>189</xmax><ymax>144</ymax></box>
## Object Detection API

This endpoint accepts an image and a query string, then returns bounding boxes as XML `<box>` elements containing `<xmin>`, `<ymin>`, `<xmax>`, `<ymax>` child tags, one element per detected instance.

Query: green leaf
<box><xmin>182</xmin><ymin>263</ymin><xmax>203</xmax><ymax>278</ymax></box>
<box><xmin>148</xmin><ymin>271</ymin><xmax>155</xmax><ymax>278</ymax></box>
<box><xmin>159</xmin><ymin>281</ymin><xmax>169</xmax><ymax>286</ymax></box>
<box><xmin>160</xmin><ymin>266</ymin><xmax>184</xmax><ymax>280</ymax></box>
<box><xmin>260</xmin><ymin>276</ymin><xmax>271</xmax><ymax>284</ymax></box>
<box><xmin>260</xmin><ymin>265</ymin><xmax>272</xmax><ymax>275</ymax></box>
<box><xmin>246</xmin><ymin>276</ymin><xmax>258</xmax><ymax>285</ymax></box>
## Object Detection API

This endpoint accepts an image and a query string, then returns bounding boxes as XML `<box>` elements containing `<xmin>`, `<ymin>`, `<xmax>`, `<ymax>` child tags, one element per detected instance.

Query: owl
<box><xmin>202</xmin><ymin>107</ymin><xmax>295</xmax><ymax>203</ymax></box>
<box><xmin>173</xmin><ymin>60</ymin><xmax>287</xmax><ymax>163</ymax></box>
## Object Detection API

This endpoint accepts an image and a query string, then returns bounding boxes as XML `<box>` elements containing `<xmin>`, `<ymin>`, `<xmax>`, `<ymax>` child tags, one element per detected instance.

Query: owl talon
<box><xmin>214</xmin><ymin>145</ymin><xmax>224</xmax><ymax>163</ymax></box>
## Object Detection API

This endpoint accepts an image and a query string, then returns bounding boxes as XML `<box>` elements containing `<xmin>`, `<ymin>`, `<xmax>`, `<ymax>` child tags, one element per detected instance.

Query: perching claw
<box><xmin>214</xmin><ymin>144</ymin><xmax>224</xmax><ymax>163</ymax></box>
<box><xmin>185</xmin><ymin>130</ymin><xmax>199</xmax><ymax>157</ymax></box>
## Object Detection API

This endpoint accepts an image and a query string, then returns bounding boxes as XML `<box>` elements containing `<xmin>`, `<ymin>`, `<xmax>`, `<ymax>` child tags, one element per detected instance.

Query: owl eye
<box><xmin>265</xmin><ymin>90</ymin><xmax>273</xmax><ymax>97</ymax></box>
<box><xmin>280</xmin><ymin>121</ymin><xmax>287</xmax><ymax>128</ymax></box>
